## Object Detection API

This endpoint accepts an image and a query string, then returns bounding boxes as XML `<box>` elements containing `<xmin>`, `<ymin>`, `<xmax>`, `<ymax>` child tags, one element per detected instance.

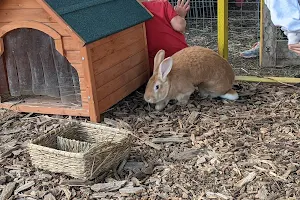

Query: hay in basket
<box><xmin>27</xmin><ymin>121</ymin><xmax>132</xmax><ymax>180</ymax></box>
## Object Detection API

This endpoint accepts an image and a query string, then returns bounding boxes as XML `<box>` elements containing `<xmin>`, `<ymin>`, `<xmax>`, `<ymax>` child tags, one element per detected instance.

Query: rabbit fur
<box><xmin>144</xmin><ymin>46</ymin><xmax>239</xmax><ymax>111</ymax></box>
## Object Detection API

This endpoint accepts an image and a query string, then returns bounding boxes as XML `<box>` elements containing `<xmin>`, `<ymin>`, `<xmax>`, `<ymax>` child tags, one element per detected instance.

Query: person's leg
<box><xmin>240</xmin><ymin>0</ymin><xmax>260</xmax><ymax>59</ymax></box>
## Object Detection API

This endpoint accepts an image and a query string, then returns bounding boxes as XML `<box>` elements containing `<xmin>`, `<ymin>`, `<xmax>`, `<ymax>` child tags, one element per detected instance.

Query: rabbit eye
<box><xmin>155</xmin><ymin>85</ymin><xmax>159</xmax><ymax>91</ymax></box>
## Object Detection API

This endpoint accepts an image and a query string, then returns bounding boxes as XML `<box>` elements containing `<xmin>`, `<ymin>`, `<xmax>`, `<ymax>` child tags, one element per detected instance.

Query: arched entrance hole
<box><xmin>0</xmin><ymin>28</ymin><xmax>82</xmax><ymax>107</ymax></box>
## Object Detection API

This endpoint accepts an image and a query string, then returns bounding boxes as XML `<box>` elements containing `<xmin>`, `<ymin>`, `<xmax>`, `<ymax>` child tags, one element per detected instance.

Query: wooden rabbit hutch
<box><xmin>0</xmin><ymin>0</ymin><xmax>152</xmax><ymax>122</ymax></box>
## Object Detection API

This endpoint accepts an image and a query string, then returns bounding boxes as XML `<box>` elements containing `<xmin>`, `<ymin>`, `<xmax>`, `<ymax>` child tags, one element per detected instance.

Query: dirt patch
<box><xmin>1</xmin><ymin>82</ymin><xmax>300</xmax><ymax>199</ymax></box>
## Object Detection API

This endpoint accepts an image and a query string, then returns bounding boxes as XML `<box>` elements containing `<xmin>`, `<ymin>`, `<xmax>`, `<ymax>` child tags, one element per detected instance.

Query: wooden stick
<box><xmin>236</xmin><ymin>76</ymin><xmax>300</xmax><ymax>85</ymax></box>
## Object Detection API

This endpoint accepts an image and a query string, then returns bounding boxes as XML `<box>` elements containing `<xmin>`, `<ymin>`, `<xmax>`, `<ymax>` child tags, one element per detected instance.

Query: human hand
<box><xmin>288</xmin><ymin>43</ymin><xmax>300</xmax><ymax>55</ymax></box>
<box><xmin>174</xmin><ymin>0</ymin><xmax>190</xmax><ymax>18</ymax></box>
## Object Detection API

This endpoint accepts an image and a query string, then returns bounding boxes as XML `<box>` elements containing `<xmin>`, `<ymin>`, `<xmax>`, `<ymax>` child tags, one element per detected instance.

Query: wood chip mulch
<box><xmin>0</xmin><ymin>82</ymin><xmax>299</xmax><ymax>200</ymax></box>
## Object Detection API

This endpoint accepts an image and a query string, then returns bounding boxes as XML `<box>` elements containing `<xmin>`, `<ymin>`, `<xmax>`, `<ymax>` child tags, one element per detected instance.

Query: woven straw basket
<box><xmin>27</xmin><ymin>121</ymin><xmax>132</xmax><ymax>180</ymax></box>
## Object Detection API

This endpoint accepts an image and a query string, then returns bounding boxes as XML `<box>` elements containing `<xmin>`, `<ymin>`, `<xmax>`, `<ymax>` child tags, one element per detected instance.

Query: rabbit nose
<box><xmin>144</xmin><ymin>95</ymin><xmax>152</xmax><ymax>103</ymax></box>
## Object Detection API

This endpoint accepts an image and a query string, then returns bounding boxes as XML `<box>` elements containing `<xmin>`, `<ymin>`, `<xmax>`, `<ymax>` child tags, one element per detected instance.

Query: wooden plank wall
<box><xmin>0</xmin><ymin>55</ymin><xmax>8</xmax><ymax>96</ymax></box>
<box><xmin>89</xmin><ymin>24</ymin><xmax>149</xmax><ymax>113</ymax></box>
<box><xmin>0</xmin><ymin>0</ymin><xmax>82</xmax><ymax>65</ymax></box>
<box><xmin>0</xmin><ymin>0</ymin><xmax>89</xmax><ymax>109</ymax></box>
<box><xmin>3</xmin><ymin>29</ymin><xmax>80</xmax><ymax>103</ymax></box>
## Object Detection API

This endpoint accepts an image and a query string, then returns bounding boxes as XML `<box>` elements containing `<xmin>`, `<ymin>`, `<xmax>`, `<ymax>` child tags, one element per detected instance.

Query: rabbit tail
<box><xmin>220</xmin><ymin>89</ymin><xmax>239</xmax><ymax>100</ymax></box>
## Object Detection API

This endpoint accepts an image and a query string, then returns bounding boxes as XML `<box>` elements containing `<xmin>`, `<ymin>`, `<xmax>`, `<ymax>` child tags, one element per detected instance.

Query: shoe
<box><xmin>240</xmin><ymin>42</ymin><xmax>260</xmax><ymax>58</ymax></box>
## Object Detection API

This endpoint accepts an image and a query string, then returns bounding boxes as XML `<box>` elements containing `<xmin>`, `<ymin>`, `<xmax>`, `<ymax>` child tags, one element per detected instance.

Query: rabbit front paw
<box><xmin>176</xmin><ymin>94</ymin><xmax>191</xmax><ymax>105</ymax></box>
<box><xmin>155</xmin><ymin>100</ymin><xmax>169</xmax><ymax>111</ymax></box>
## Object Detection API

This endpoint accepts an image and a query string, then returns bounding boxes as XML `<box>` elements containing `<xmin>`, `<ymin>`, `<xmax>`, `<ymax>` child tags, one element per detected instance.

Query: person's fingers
<box><xmin>287</xmin><ymin>43</ymin><xmax>300</xmax><ymax>55</ymax></box>
<box><xmin>180</xmin><ymin>0</ymin><xmax>185</xmax><ymax>7</ymax></box>
<box><xmin>288</xmin><ymin>45</ymin><xmax>300</xmax><ymax>55</ymax></box>
<box><xmin>184</xmin><ymin>0</ymin><xmax>190</xmax><ymax>8</ymax></box>
<box><xmin>292</xmin><ymin>49</ymin><xmax>300</xmax><ymax>55</ymax></box>
<box><xmin>185</xmin><ymin>5</ymin><xmax>190</xmax><ymax>11</ymax></box>
<box><xmin>289</xmin><ymin>45</ymin><xmax>300</xmax><ymax>51</ymax></box>
<box><xmin>291</xmin><ymin>47</ymin><xmax>300</xmax><ymax>51</ymax></box>
<box><xmin>177</xmin><ymin>0</ymin><xmax>181</xmax><ymax>6</ymax></box>
<box><xmin>292</xmin><ymin>49</ymin><xmax>300</xmax><ymax>53</ymax></box>
<box><xmin>289</xmin><ymin>43</ymin><xmax>300</xmax><ymax>48</ymax></box>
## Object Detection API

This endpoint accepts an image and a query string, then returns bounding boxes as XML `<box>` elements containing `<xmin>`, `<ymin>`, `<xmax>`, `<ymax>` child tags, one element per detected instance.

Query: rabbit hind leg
<box><xmin>200</xmin><ymin>83</ymin><xmax>238</xmax><ymax>101</ymax></box>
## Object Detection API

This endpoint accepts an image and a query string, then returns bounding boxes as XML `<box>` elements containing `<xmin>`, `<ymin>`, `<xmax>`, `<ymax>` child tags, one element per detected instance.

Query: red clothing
<box><xmin>142</xmin><ymin>0</ymin><xmax>188</xmax><ymax>73</ymax></box>
<box><xmin>235</xmin><ymin>0</ymin><xmax>244</xmax><ymax>7</ymax></box>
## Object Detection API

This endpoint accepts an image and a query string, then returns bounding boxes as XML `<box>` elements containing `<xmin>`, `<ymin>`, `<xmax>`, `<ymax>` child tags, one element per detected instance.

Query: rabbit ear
<box><xmin>158</xmin><ymin>57</ymin><xmax>173</xmax><ymax>81</ymax></box>
<box><xmin>153</xmin><ymin>49</ymin><xmax>165</xmax><ymax>72</ymax></box>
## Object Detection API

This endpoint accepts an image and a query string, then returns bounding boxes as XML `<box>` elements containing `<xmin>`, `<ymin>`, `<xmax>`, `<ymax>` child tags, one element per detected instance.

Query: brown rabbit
<box><xmin>144</xmin><ymin>46</ymin><xmax>238</xmax><ymax>111</ymax></box>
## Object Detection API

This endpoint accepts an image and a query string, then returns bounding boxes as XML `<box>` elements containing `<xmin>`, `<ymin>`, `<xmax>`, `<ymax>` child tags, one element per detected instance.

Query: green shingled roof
<box><xmin>43</xmin><ymin>0</ymin><xmax>152</xmax><ymax>44</ymax></box>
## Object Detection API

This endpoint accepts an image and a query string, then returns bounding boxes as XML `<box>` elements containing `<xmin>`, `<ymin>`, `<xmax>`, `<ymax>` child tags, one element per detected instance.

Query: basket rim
<box><xmin>27</xmin><ymin>121</ymin><xmax>132</xmax><ymax>158</ymax></box>
<box><xmin>27</xmin><ymin>142</ymin><xmax>87</xmax><ymax>158</ymax></box>
<box><xmin>78</xmin><ymin>121</ymin><xmax>132</xmax><ymax>134</ymax></box>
